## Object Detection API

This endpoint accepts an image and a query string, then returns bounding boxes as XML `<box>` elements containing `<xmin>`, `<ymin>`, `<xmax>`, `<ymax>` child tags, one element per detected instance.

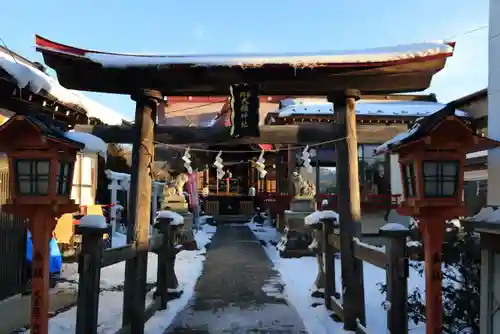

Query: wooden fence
<box><xmin>256</xmin><ymin>193</ymin><xmax>402</xmax><ymax>219</ymax></box>
<box><xmin>75</xmin><ymin>217</ymin><xmax>177</xmax><ymax>334</ymax></box>
<box><xmin>0</xmin><ymin>169</ymin><xmax>27</xmax><ymax>301</ymax></box>
<box><xmin>321</xmin><ymin>218</ymin><xmax>410</xmax><ymax>334</ymax></box>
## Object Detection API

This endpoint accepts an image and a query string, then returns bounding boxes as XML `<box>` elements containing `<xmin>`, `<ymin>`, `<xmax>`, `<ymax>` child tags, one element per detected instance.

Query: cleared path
<box><xmin>165</xmin><ymin>224</ymin><xmax>307</xmax><ymax>334</ymax></box>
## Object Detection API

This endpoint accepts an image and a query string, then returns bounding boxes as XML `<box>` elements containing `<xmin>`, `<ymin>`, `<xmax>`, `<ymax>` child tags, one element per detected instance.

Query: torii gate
<box><xmin>36</xmin><ymin>35</ymin><xmax>454</xmax><ymax>333</ymax></box>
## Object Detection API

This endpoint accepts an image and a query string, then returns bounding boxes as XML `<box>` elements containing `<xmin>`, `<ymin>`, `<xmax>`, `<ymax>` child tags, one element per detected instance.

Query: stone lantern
<box><xmin>376</xmin><ymin>106</ymin><xmax>500</xmax><ymax>334</ymax></box>
<box><xmin>0</xmin><ymin>115</ymin><xmax>82</xmax><ymax>334</ymax></box>
<box><xmin>460</xmin><ymin>215</ymin><xmax>500</xmax><ymax>334</ymax></box>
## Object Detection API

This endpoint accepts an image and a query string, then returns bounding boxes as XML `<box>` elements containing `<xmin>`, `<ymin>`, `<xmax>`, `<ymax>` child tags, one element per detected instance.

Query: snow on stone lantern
<box><xmin>375</xmin><ymin>106</ymin><xmax>500</xmax><ymax>334</ymax></box>
<box><xmin>0</xmin><ymin>115</ymin><xmax>83</xmax><ymax>334</ymax></box>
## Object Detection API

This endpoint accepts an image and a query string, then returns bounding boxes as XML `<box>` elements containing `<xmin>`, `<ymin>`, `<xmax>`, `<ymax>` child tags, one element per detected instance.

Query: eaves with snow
<box><xmin>0</xmin><ymin>47</ymin><xmax>126</xmax><ymax>126</ymax></box>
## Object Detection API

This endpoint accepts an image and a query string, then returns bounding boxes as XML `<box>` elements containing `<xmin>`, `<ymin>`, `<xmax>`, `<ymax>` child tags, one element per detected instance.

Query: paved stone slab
<box><xmin>165</xmin><ymin>224</ymin><xmax>307</xmax><ymax>334</ymax></box>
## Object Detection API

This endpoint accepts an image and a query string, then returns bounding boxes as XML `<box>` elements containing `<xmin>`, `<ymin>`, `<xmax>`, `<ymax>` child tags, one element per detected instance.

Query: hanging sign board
<box><xmin>229</xmin><ymin>83</ymin><xmax>260</xmax><ymax>138</ymax></box>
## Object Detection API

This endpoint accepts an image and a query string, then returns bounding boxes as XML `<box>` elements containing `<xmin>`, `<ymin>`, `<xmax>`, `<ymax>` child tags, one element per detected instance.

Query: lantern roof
<box><xmin>0</xmin><ymin>114</ymin><xmax>85</xmax><ymax>150</ymax></box>
<box><xmin>35</xmin><ymin>35</ymin><xmax>455</xmax><ymax>96</ymax></box>
<box><xmin>375</xmin><ymin>105</ymin><xmax>500</xmax><ymax>155</ymax></box>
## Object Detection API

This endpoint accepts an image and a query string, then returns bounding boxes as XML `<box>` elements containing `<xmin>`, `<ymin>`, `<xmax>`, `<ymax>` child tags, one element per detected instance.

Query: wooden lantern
<box><xmin>377</xmin><ymin>106</ymin><xmax>500</xmax><ymax>334</ymax></box>
<box><xmin>0</xmin><ymin>115</ymin><xmax>83</xmax><ymax>334</ymax></box>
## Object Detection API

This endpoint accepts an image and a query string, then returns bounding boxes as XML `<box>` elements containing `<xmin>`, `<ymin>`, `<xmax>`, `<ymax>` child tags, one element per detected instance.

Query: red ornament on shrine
<box><xmin>377</xmin><ymin>106</ymin><xmax>500</xmax><ymax>334</ymax></box>
<box><xmin>0</xmin><ymin>115</ymin><xmax>83</xmax><ymax>334</ymax></box>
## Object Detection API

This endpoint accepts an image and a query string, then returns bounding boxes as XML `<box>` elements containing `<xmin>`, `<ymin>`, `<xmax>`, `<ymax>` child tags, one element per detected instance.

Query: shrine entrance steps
<box><xmin>214</xmin><ymin>214</ymin><xmax>253</xmax><ymax>224</ymax></box>
<box><xmin>164</xmin><ymin>224</ymin><xmax>307</xmax><ymax>333</ymax></box>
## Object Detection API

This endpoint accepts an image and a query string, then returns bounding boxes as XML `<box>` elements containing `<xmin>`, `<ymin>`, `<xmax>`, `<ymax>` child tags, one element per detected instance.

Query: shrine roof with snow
<box><xmin>161</xmin><ymin>95</ymin><xmax>469</xmax><ymax>128</ymax></box>
<box><xmin>0</xmin><ymin>46</ymin><xmax>127</xmax><ymax>126</ymax></box>
<box><xmin>35</xmin><ymin>36</ymin><xmax>455</xmax><ymax>96</ymax></box>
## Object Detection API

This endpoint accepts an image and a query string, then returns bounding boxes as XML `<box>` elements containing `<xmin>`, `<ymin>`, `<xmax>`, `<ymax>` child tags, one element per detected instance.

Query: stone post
<box><xmin>75</xmin><ymin>218</ymin><xmax>107</xmax><ymax>334</ymax></box>
<box><xmin>153</xmin><ymin>217</ymin><xmax>172</xmax><ymax>310</ymax></box>
<box><xmin>322</xmin><ymin>217</ymin><xmax>339</xmax><ymax>309</ymax></box>
<box><xmin>379</xmin><ymin>224</ymin><xmax>410</xmax><ymax>334</ymax></box>
<box><xmin>463</xmin><ymin>218</ymin><xmax>500</xmax><ymax>334</ymax></box>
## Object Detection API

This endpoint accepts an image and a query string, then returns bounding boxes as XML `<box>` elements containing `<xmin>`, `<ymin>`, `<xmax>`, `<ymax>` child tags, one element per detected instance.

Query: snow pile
<box><xmin>380</xmin><ymin>222</ymin><xmax>409</xmax><ymax>232</ymax></box>
<box><xmin>467</xmin><ymin>206</ymin><xmax>500</xmax><ymax>223</ymax></box>
<box><xmin>249</xmin><ymin>222</ymin><xmax>427</xmax><ymax>334</ymax></box>
<box><xmin>76</xmin><ymin>42</ymin><xmax>454</xmax><ymax>68</ymax></box>
<box><xmin>353</xmin><ymin>237</ymin><xmax>386</xmax><ymax>254</ymax></box>
<box><xmin>304</xmin><ymin>210</ymin><xmax>338</xmax><ymax>226</ymax></box>
<box><xmin>64</xmin><ymin>131</ymin><xmax>108</xmax><ymax>160</ymax></box>
<box><xmin>78</xmin><ymin>215</ymin><xmax>108</xmax><ymax>228</ymax></box>
<box><xmin>0</xmin><ymin>49</ymin><xmax>125</xmax><ymax>125</ymax></box>
<box><xmin>35</xmin><ymin>223</ymin><xmax>216</xmax><ymax>333</ymax></box>
<box><xmin>157</xmin><ymin>211</ymin><xmax>184</xmax><ymax>226</ymax></box>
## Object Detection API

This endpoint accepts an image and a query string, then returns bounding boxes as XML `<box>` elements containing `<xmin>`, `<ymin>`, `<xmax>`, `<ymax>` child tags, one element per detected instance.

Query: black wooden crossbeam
<box><xmin>73</xmin><ymin>123</ymin><xmax>342</xmax><ymax>145</ymax></box>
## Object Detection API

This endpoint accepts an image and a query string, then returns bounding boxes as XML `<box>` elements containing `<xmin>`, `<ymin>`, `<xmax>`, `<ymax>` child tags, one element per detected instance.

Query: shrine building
<box><xmin>162</xmin><ymin>94</ymin><xmax>472</xmax><ymax>218</ymax></box>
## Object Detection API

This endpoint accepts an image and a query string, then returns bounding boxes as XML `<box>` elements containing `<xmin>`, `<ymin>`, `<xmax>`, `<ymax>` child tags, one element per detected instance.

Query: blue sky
<box><xmin>0</xmin><ymin>0</ymin><xmax>490</xmax><ymax>120</ymax></box>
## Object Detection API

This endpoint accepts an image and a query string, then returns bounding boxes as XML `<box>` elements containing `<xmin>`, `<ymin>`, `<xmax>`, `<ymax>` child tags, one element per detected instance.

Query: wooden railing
<box><xmin>321</xmin><ymin>218</ymin><xmax>410</xmax><ymax>334</ymax></box>
<box><xmin>74</xmin><ymin>217</ymin><xmax>178</xmax><ymax>334</ymax></box>
<box><xmin>255</xmin><ymin>193</ymin><xmax>402</xmax><ymax>217</ymax></box>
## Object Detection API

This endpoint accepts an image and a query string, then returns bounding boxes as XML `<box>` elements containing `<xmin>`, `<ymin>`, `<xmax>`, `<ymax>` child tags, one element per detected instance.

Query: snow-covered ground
<box><xmin>249</xmin><ymin>222</ymin><xmax>427</xmax><ymax>334</ymax></box>
<box><xmin>25</xmin><ymin>224</ymin><xmax>216</xmax><ymax>333</ymax></box>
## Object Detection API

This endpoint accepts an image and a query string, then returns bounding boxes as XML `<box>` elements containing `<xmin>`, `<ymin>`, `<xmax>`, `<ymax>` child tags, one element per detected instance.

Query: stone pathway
<box><xmin>165</xmin><ymin>224</ymin><xmax>307</xmax><ymax>334</ymax></box>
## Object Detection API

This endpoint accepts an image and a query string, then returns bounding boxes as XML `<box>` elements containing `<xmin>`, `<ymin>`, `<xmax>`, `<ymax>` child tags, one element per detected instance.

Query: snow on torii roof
<box><xmin>35</xmin><ymin>36</ymin><xmax>455</xmax><ymax>96</ymax></box>
<box><xmin>0</xmin><ymin>48</ymin><xmax>127</xmax><ymax>125</ymax></box>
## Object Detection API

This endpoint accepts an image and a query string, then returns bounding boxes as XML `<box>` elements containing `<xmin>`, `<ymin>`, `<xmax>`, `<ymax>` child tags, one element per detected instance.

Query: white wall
<box><xmin>488</xmin><ymin>0</ymin><xmax>500</xmax><ymax>205</ymax></box>
<box><xmin>390</xmin><ymin>154</ymin><xmax>403</xmax><ymax>196</ymax></box>
<box><xmin>71</xmin><ymin>152</ymin><xmax>98</xmax><ymax>206</ymax></box>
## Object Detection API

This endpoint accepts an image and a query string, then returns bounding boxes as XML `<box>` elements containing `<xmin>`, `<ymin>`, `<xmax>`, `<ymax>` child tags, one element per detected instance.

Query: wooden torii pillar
<box><xmin>122</xmin><ymin>89</ymin><xmax>162</xmax><ymax>334</ymax></box>
<box><xmin>329</xmin><ymin>89</ymin><xmax>366</xmax><ymax>330</ymax></box>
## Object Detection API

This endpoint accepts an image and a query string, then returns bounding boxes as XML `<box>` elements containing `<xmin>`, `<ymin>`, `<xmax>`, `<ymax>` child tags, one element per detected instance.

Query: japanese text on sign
<box><xmin>229</xmin><ymin>84</ymin><xmax>260</xmax><ymax>138</ymax></box>
<box><xmin>240</xmin><ymin>91</ymin><xmax>250</xmax><ymax>128</ymax></box>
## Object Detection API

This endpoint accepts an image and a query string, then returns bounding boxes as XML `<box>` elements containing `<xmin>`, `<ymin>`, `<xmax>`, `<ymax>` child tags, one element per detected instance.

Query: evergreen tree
<box><xmin>380</xmin><ymin>223</ymin><xmax>481</xmax><ymax>333</ymax></box>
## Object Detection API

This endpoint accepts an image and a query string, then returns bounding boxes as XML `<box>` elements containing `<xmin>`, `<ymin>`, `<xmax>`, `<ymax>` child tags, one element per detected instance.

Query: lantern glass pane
<box><xmin>37</xmin><ymin>161</ymin><xmax>50</xmax><ymax>175</ymax></box>
<box><xmin>37</xmin><ymin>179</ymin><xmax>49</xmax><ymax>194</ymax></box>
<box><xmin>442</xmin><ymin>181</ymin><xmax>456</xmax><ymax>196</ymax></box>
<box><xmin>17</xmin><ymin>161</ymin><xmax>30</xmax><ymax>174</ymax></box>
<box><xmin>424</xmin><ymin>180</ymin><xmax>438</xmax><ymax>196</ymax></box>
<box><xmin>56</xmin><ymin>161</ymin><xmax>72</xmax><ymax>196</ymax></box>
<box><xmin>422</xmin><ymin>160</ymin><xmax>459</xmax><ymax>198</ymax></box>
<box><xmin>15</xmin><ymin>159</ymin><xmax>51</xmax><ymax>195</ymax></box>
<box><xmin>19</xmin><ymin>179</ymin><xmax>31</xmax><ymax>194</ymax></box>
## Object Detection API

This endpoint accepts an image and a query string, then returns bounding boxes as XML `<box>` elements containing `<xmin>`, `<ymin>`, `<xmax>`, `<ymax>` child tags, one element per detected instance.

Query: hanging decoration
<box><xmin>255</xmin><ymin>150</ymin><xmax>267</xmax><ymax>179</ymax></box>
<box><xmin>213</xmin><ymin>151</ymin><xmax>225</xmax><ymax>180</ymax></box>
<box><xmin>182</xmin><ymin>148</ymin><xmax>193</xmax><ymax>174</ymax></box>
<box><xmin>229</xmin><ymin>83</ymin><xmax>260</xmax><ymax>138</ymax></box>
<box><xmin>301</xmin><ymin>145</ymin><xmax>312</xmax><ymax>172</ymax></box>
